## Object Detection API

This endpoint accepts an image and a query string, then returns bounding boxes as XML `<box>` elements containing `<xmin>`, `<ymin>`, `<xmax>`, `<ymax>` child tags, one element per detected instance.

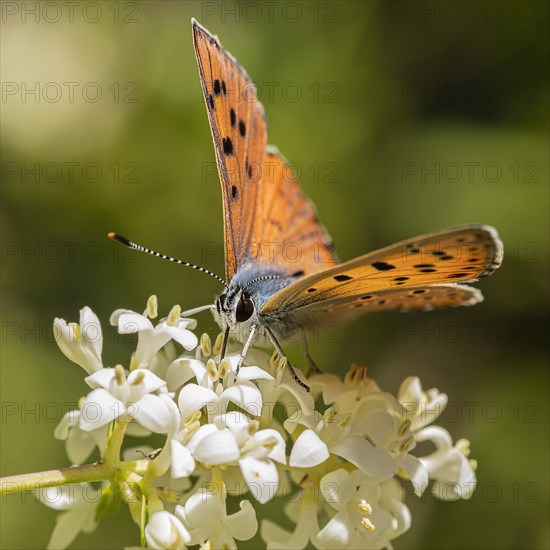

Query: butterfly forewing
<box><xmin>193</xmin><ymin>20</ymin><xmax>267</xmax><ymax>281</ymax></box>
<box><xmin>260</xmin><ymin>225</ymin><xmax>502</xmax><ymax>316</ymax></box>
<box><xmin>193</xmin><ymin>20</ymin><xmax>337</xmax><ymax>282</ymax></box>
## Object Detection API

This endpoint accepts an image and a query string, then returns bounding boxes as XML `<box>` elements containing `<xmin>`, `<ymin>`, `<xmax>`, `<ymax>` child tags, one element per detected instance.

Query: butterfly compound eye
<box><xmin>235</xmin><ymin>292</ymin><xmax>254</xmax><ymax>322</ymax></box>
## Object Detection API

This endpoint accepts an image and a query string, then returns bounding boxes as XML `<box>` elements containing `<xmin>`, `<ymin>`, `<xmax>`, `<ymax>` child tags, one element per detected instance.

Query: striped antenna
<box><xmin>108</xmin><ymin>232</ymin><xmax>228</xmax><ymax>288</ymax></box>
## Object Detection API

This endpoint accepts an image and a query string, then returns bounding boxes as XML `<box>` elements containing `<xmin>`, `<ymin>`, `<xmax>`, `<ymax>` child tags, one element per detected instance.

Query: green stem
<box><xmin>0</xmin><ymin>462</ymin><xmax>112</xmax><ymax>494</ymax></box>
<box><xmin>103</xmin><ymin>416</ymin><xmax>131</xmax><ymax>465</ymax></box>
<box><xmin>1</xmin><ymin>417</ymin><xmax>136</xmax><ymax>495</ymax></box>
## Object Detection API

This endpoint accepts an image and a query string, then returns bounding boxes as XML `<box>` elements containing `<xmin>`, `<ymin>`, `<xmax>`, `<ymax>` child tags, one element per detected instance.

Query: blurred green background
<box><xmin>1</xmin><ymin>1</ymin><xmax>548</xmax><ymax>548</ymax></box>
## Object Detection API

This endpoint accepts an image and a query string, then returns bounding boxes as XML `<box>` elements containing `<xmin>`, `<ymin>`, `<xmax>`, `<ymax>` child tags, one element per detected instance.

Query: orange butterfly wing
<box><xmin>193</xmin><ymin>20</ymin><xmax>267</xmax><ymax>281</ymax></box>
<box><xmin>193</xmin><ymin>20</ymin><xmax>337</xmax><ymax>282</ymax></box>
<box><xmin>260</xmin><ymin>225</ymin><xmax>502</xmax><ymax>316</ymax></box>
<box><xmin>250</xmin><ymin>147</ymin><xmax>338</xmax><ymax>276</ymax></box>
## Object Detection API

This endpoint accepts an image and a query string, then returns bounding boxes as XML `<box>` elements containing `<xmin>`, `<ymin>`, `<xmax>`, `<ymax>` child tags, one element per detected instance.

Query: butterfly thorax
<box><xmin>213</xmin><ymin>263</ymin><xmax>300</xmax><ymax>343</ymax></box>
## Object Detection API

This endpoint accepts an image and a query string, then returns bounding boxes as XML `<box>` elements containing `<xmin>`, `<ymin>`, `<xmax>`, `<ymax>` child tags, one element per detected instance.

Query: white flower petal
<box><xmin>186</xmin><ymin>424</ymin><xmax>218</xmax><ymax>454</ymax></box>
<box><xmin>239</xmin><ymin>456</ymin><xmax>279</xmax><ymax>504</ymax></box>
<box><xmin>53</xmin><ymin>309</ymin><xmax>103</xmax><ymax>375</ymax></box>
<box><xmin>145</xmin><ymin>511</ymin><xmax>191</xmax><ymax>549</ymax></box>
<box><xmin>220</xmin><ymin>382</ymin><xmax>263</xmax><ymax>417</ymax></box>
<box><xmin>127</xmin><ymin>369</ymin><xmax>166</xmax><ymax>394</ymax></box>
<box><xmin>47</xmin><ymin>506</ymin><xmax>96</xmax><ymax>550</ymax></box>
<box><xmin>255</xmin><ymin>429</ymin><xmax>287</xmax><ymax>464</ymax></box>
<box><xmin>116</xmin><ymin>312</ymin><xmax>153</xmax><ymax>333</ymax></box>
<box><xmin>79</xmin><ymin>389</ymin><xmax>123</xmax><ymax>431</ymax></box>
<box><xmin>178</xmin><ymin>384</ymin><xmax>218</xmax><ymax>420</ymax></box>
<box><xmin>398</xmin><ymin>376</ymin><xmax>423</xmax><ymax>406</ymax></box>
<box><xmin>289</xmin><ymin>429</ymin><xmax>329</xmax><ymax>468</ymax></box>
<box><xmin>166</xmin><ymin>358</ymin><xmax>208</xmax><ymax>391</ymax></box>
<box><xmin>193</xmin><ymin>429</ymin><xmax>240</xmax><ymax>465</ymax></box>
<box><xmin>315</xmin><ymin>509</ymin><xmax>355</xmax><ymax>549</ymax></box>
<box><xmin>217</xmin><ymin>411</ymin><xmax>252</xmax><ymax>446</ymax></box>
<box><xmin>183</xmin><ymin>489</ymin><xmax>223</xmax><ymax>529</ymax></box>
<box><xmin>237</xmin><ymin>365</ymin><xmax>274</xmax><ymax>382</ymax></box>
<box><xmin>224</xmin><ymin>499</ymin><xmax>258</xmax><ymax>540</ymax></box>
<box><xmin>160</xmin><ymin>325</ymin><xmax>198</xmax><ymax>351</ymax></box>
<box><xmin>65</xmin><ymin>427</ymin><xmax>98</xmax><ymax>465</ymax></box>
<box><xmin>85</xmin><ymin>368</ymin><xmax>115</xmax><ymax>390</ymax></box>
<box><xmin>170</xmin><ymin>440</ymin><xmax>196</xmax><ymax>479</ymax></box>
<box><xmin>79</xmin><ymin>306</ymin><xmax>102</xmax><ymax>353</ymax></box>
<box><xmin>132</xmin><ymin>394</ymin><xmax>173</xmax><ymax>433</ymax></box>
<box><xmin>331</xmin><ymin>437</ymin><xmax>396</xmax><ymax>481</ymax></box>
<box><xmin>396</xmin><ymin>453</ymin><xmax>428</xmax><ymax>496</ymax></box>
<box><xmin>54</xmin><ymin>410</ymin><xmax>78</xmax><ymax>440</ymax></box>
<box><xmin>320</xmin><ymin>469</ymin><xmax>355</xmax><ymax>510</ymax></box>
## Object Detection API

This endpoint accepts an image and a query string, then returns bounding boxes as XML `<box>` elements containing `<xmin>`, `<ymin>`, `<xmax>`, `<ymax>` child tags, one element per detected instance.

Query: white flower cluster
<box><xmin>43</xmin><ymin>298</ymin><xmax>477</xmax><ymax>549</ymax></box>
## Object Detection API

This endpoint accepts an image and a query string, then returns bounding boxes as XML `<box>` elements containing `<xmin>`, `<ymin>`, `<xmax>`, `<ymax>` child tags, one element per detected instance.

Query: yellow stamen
<box><xmin>71</xmin><ymin>323</ymin><xmax>81</xmax><ymax>342</ymax></box>
<box><xmin>114</xmin><ymin>364</ymin><xmax>126</xmax><ymax>385</ymax></box>
<box><xmin>213</xmin><ymin>333</ymin><xmax>224</xmax><ymax>355</ymax></box>
<box><xmin>457</xmin><ymin>438</ymin><xmax>471</xmax><ymax>456</ymax></box>
<box><xmin>398</xmin><ymin>419</ymin><xmax>411</xmax><ymax>437</ymax></box>
<box><xmin>200</xmin><ymin>333</ymin><xmax>212</xmax><ymax>357</ymax></box>
<box><xmin>399</xmin><ymin>436</ymin><xmax>414</xmax><ymax>453</ymax></box>
<box><xmin>247</xmin><ymin>420</ymin><xmax>259</xmax><ymax>436</ymax></box>
<box><xmin>358</xmin><ymin>499</ymin><xmax>373</xmax><ymax>515</ymax></box>
<box><xmin>167</xmin><ymin>304</ymin><xmax>181</xmax><ymax>326</ymax></box>
<box><xmin>218</xmin><ymin>358</ymin><xmax>230</xmax><ymax>379</ymax></box>
<box><xmin>338</xmin><ymin>413</ymin><xmax>352</xmax><ymax>429</ymax></box>
<box><xmin>277</xmin><ymin>356</ymin><xmax>287</xmax><ymax>374</ymax></box>
<box><xmin>323</xmin><ymin>406</ymin><xmax>337</xmax><ymax>425</ymax></box>
<box><xmin>131</xmin><ymin>371</ymin><xmax>145</xmax><ymax>385</ymax></box>
<box><xmin>206</xmin><ymin>359</ymin><xmax>218</xmax><ymax>381</ymax></box>
<box><xmin>147</xmin><ymin>295</ymin><xmax>158</xmax><ymax>319</ymax></box>
<box><xmin>361</xmin><ymin>517</ymin><xmax>375</xmax><ymax>531</ymax></box>
<box><xmin>260</xmin><ymin>435</ymin><xmax>278</xmax><ymax>451</ymax></box>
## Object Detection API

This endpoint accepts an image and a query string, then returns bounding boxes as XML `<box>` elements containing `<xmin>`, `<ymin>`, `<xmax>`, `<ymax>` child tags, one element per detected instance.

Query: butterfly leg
<box><xmin>234</xmin><ymin>324</ymin><xmax>257</xmax><ymax>381</ymax></box>
<box><xmin>301</xmin><ymin>333</ymin><xmax>321</xmax><ymax>377</ymax></box>
<box><xmin>220</xmin><ymin>326</ymin><xmax>230</xmax><ymax>361</ymax></box>
<box><xmin>265</xmin><ymin>326</ymin><xmax>310</xmax><ymax>393</ymax></box>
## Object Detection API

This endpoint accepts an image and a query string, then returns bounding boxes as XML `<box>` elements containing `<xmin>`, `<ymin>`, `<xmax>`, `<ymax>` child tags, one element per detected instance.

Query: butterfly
<box><xmin>110</xmin><ymin>20</ymin><xmax>503</xmax><ymax>392</ymax></box>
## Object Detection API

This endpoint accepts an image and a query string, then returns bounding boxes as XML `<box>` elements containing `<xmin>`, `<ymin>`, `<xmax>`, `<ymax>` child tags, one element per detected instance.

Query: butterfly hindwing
<box><xmin>250</xmin><ymin>147</ymin><xmax>339</xmax><ymax>277</ymax></box>
<box><xmin>260</xmin><ymin>225</ymin><xmax>502</xmax><ymax>317</ymax></box>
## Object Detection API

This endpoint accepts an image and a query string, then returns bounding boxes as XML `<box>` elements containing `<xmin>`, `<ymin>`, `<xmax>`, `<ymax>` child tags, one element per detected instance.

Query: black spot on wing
<box><xmin>208</xmin><ymin>95</ymin><xmax>215</xmax><ymax>110</ymax></box>
<box><xmin>372</xmin><ymin>262</ymin><xmax>396</xmax><ymax>271</ymax></box>
<box><xmin>222</xmin><ymin>137</ymin><xmax>234</xmax><ymax>155</ymax></box>
<box><xmin>231</xmin><ymin>185</ymin><xmax>238</xmax><ymax>200</ymax></box>
<box><xmin>222</xmin><ymin>80</ymin><xmax>227</xmax><ymax>95</ymax></box>
<box><xmin>239</xmin><ymin>120</ymin><xmax>246</xmax><ymax>137</ymax></box>
<box><xmin>214</xmin><ymin>79</ymin><xmax>221</xmax><ymax>95</ymax></box>
<box><xmin>230</xmin><ymin>108</ymin><xmax>236</xmax><ymax>127</ymax></box>
<box><xmin>334</xmin><ymin>274</ymin><xmax>353</xmax><ymax>282</ymax></box>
